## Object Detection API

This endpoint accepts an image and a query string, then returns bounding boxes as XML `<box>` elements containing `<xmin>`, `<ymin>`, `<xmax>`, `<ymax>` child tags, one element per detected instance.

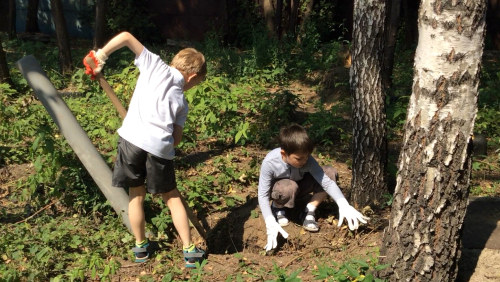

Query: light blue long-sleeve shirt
<box><xmin>257</xmin><ymin>148</ymin><xmax>346</xmax><ymax>220</ymax></box>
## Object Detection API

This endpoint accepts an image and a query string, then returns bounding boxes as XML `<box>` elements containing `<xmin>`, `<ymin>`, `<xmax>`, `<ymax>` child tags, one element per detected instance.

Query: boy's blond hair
<box><xmin>170</xmin><ymin>48</ymin><xmax>207</xmax><ymax>76</ymax></box>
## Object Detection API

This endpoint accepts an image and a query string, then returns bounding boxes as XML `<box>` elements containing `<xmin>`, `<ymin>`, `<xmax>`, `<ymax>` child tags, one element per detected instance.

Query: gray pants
<box><xmin>271</xmin><ymin>166</ymin><xmax>338</xmax><ymax>208</ymax></box>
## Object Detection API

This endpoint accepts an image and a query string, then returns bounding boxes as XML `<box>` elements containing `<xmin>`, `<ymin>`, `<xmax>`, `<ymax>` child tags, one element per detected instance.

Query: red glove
<box><xmin>83</xmin><ymin>49</ymin><xmax>108</xmax><ymax>80</ymax></box>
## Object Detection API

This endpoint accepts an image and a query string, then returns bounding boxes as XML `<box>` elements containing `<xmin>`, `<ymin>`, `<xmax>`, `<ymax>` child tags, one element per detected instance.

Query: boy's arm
<box><xmin>173</xmin><ymin>124</ymin><xmax>183</xmax><ymax>146</ymax></box>
<box><xmin>258</xmin><ymin>162</ymin><xmax>289</xmax><ymax>251</ymax></box>
<box><xmin>309</xmin><ymin>159</ymin><xmax>369</xmax><ymax>230</ymax></box>
<box><xmin>84</xmin><ymin>32</ymin><xmax>144</xmax><ymax>76</ymax></box>
<box><xmin>100</xmin><ymin>32</ymin><xmax>144</xmax><ymax>58</ymax></box>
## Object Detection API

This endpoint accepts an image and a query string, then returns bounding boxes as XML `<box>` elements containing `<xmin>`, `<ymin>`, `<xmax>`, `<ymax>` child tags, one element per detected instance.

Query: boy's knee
<box><xmin>271</xmin><ymin>179</ymin><xmax>298</xmax><ymax>205</ymax></box>
<box><xmin>160</xmin><ymin>188</ymin><xmax>180</xmax><ymax>201</ymax></box>
<box><xmin>322</xmin><ymin>166</ymin><xmax>339</xmax><ymax>182</ymax></box>
<box><xmin>129</xmin><ymin>185</ymin><xmax>147</xmax><ymax>198</ymax></box>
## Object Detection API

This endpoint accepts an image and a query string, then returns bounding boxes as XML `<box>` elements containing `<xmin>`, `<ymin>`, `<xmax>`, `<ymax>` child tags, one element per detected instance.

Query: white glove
<box><xmin>92</xmin><ymin>49</ymin><xmax>108</xmax><ymax>74</ymax></box>
<box><xmin>84</xmin><ymin>49</ymin><xmax>108</xmax><ymax>74</ymax></box>
<box><xmin>336</xmin><ymin>198</ymin><xmax>369</xmax><ymax>230</ymax></box>
<box><xmin>264</xmin><ymin>216</ymin><xmax>289</xmax><ymax>251</ymax></box>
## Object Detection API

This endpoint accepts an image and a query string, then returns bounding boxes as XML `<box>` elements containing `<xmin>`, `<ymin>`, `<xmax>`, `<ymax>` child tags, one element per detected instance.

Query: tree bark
<box><xmin>487</xmin><ymin>0</ymin><xmax>500</xmax><ymax>49</ymax></box>
<box><xmin>382</xmin><ymin>0</ymin><xmax>401</xmax><ymax>89</ymax></box>
<box><xmin>298</xmin><ymin>0</ymin><xmax>315</xmax><ymax>43</ymax></box>
<box><xmin>50</xmin><ymin>0</ymin><xmax>73</xmax><ymax>74</ymax></box>
<box><xmin>350</xmin><ymin>0</ymin><xmax>388</xmax><ymax>208</ymax></box>
<box><xmin>25</xmin><ymin>0</ymin><xmax>40</xmax><ymax>33</ymax></box>
<box><xmin>8</xmin><ymin>0</ymin><xmax>16</xmax><ymax>39</ymax></box>
<box><xmin>263</xmin><ymin>0</ymin><xmax>276</xmax><ymax>37</ymax></box>
<box><xmin>93</xmin><ymin>0</ymin><xmax>107</xmax><ymax>49</ymax></box>
<box><xmin>275</xmin><ymin>0</ymin><xmax>283</xmax><ymax>38</ymax></box>
<box><xmin>401</xmin><ymin>0</ymin><xmax>419</xmax><ymax>48</ymax></box>
<box><xmin>0</xmin><ymin>37</ymin><xmax>13</xmax><ymax>86</ymax></box>
<box><xmin>287</xmin><ymin>0</ymin><xmax>299</xmax><ymax>37</ymax></box>
<box><xmin>380</xmin><ymin>1</ymin><xmax>487</xmax><ymax>281</ymax></box>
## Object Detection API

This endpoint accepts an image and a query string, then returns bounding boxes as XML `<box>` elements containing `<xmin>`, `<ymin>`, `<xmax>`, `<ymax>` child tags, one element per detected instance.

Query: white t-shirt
<box><xmin>117</xmin><ymin>48</ymin><xmax>188</xmax><ymax>160</ymax></box>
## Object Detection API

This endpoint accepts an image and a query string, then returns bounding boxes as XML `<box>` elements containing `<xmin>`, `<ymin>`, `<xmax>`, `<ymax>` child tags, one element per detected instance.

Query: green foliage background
<box><xmin>1</xmin><ymin>1</ymin><xmax>499</xmax><ymax>280</ymax></box>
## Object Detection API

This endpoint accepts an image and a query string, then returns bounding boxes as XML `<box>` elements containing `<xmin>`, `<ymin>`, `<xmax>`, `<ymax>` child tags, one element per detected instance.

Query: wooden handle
<box><xmin>95</xmin><ymin>73</ymin><xmax>127</xmax><ymax>119</ymax></box>
<box><xmin>84</xmin><ymin>56</ymin><xmax>127</xmax><ymax>119</ymax></box>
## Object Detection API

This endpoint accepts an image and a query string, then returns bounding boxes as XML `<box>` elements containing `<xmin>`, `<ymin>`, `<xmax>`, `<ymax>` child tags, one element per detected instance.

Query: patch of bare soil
<box><xmin>113</xmin><ymin>192</ymin><xmax>387</xmax><ymax>281</ymax></box>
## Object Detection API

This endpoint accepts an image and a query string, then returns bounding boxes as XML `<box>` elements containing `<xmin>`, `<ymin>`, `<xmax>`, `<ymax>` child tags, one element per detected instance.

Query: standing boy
<box><xmin>258</xmin><ymin>124</ymin><xmax>369</xmax><ymax>251</ymax></box>
<box><xmin>84</xmin><ymin>32</ymin><xmax>206</xmax><ymax>266</ymax></box>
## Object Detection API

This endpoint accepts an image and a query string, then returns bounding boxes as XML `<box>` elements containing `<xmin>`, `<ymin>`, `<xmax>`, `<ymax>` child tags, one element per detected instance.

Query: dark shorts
<box><xmin>112</xmin><ymin>137</ymin><xmax>176</xmax><ymax>194</ymax></box>
<box><xmin>271</xmin><ymin>166</ymin><xmax>338</xmax><ymax>208</ymax></box>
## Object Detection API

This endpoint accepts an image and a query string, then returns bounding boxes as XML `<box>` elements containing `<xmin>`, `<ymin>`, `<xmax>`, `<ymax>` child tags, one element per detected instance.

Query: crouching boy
<box><xmin>258</xmin><ymin>124</ymin><xmax>369</xmax><ymax>251</ymax></box>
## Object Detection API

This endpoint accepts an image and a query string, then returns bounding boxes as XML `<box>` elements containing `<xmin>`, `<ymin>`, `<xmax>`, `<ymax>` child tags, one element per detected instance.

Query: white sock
<box><xmin>305</xmin><ymin>203</ymin><xmax>316</xmax><ymax>221</ymax></box>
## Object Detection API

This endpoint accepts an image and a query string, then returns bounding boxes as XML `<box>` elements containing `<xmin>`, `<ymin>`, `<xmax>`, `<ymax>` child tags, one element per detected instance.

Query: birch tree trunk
<box><xmin>350</xmin><ymin>0</ymin><xmax>387</xmax><ymax>207</ymax></box>
<box><xmin>380</xmin><ymin>0</ymin><xmax>487</xmax><ymax>281</ymax></box>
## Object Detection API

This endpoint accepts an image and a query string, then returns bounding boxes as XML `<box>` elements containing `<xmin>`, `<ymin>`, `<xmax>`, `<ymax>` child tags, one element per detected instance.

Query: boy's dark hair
<box><xmin>278</xmin><ymin>124</ymin><xmax>314</xmax><ymax>154</ymax></box>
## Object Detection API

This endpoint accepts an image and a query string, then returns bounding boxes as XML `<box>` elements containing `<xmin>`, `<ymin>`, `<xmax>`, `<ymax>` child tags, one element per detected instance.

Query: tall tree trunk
<box><xmin>380</xmin><ymin>1</ymin><xmax>487</xmax><ymax>281</ymax></box>
<box><xmin>263</xmin><ymin>0</ymin><xmax>276</xmax><ymax>38</ymax></box>
<box><xmin>50</xmin><ymin>0</ymin><xmax>73</xmax><ymax>74</ymax></box>
<box><xmin>487</xmin><ymin>0</ymin><xmax>500</xmax><ymax>49</ymax></box>
<box><xmin>275</xmin><ymin>0</ymin><xmax>283</xmax><ymax>38</ymax></box>
<box><xmin>298</xmin><ymin>0</ymin><xmax>315</xmax><ymax>43</ymax></box>
<box><xmin>382</xmin><ymin>0</ymin><xmax>401</xmax><ymax>90</ymax></box>
<box><xmin>93</xmin><ymin>0</ymin><xmax>107</xmax><ymax>49</ymax></box>
<box><xmin>288</xmin><ymin>0</ymin><xmax>299</xmax><ymax>37</ymax></box>
<box><xmin>25</xmin><ymin>0</ymin><xmax>40</xmax><ymax>33</ymax></box>
<box><xmin>401</xmin><ymin>0</ymin><xmax>419</xmax><ymax>48</ymax></box>
<box><xmin>350</xmin><ymin>0</ymin><xmax>387</xmax><ymax>208</ymax></box>
<box><xmin>8</xmin><ymin>0</ymin><xmax>16</xmax><ymax>39</ymax></box>
<box><xmin>0</xmin><ymin>37</ymin><xmax>13</xmax><ymax>86</ymax></box>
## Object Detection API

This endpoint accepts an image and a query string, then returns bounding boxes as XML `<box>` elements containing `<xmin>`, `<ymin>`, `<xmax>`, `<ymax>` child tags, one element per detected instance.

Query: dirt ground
<box><xmin>1</xmin><ymin>161</ymin><xmax>500</xmax><ymax>281</ymax></box>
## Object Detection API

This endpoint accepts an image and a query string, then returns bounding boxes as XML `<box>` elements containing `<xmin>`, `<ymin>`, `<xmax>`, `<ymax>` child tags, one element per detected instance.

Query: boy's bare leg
<box><xmin>308</xmin><ymin>191</ymin><xmax>328</xmax><ymax>207</ymax></box>
<box><xmin>129</xmin><ymin>185</ymin><xmax>147</xmax><ymax>243</ymax></box>
<box><xmin>161</xmin><ymin>189</ymin><xmax>191</xmax><ymax>248</ymax></box>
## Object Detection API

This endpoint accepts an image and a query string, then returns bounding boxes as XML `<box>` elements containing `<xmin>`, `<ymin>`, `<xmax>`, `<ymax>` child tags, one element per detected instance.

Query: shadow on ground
<box><xmin>457</xmin><ymin>197</ymin><xmax>500</xmax><ymax>281</ymax></box>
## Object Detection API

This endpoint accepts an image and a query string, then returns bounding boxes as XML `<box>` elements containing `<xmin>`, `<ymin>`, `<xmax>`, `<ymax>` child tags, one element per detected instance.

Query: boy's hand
<box><xmin>83</xmin><ymin>49</ymin><xmax>108</xmax><ymax>79</ymax></box>
<box><xmin>264</xmin><ymin>216</ymin><xmax>289</xmax><ymax>251</ymax></box>
<box><xmin>336</xmin><ymin>198</ymin><xmax>369</xmax><ymax>230</ymax></box>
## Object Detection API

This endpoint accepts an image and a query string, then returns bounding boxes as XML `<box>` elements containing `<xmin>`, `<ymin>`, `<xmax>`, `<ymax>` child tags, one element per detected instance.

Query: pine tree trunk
<box><xmin>350</xmin><ymin>0</ymin><xmax>387</xmax><ymax>208</ymax></box>
<box><xmin>401</xmin><ymin>0</ymin><xmax>419</xmax><ymax>48</ymax></box>
<box><xmin>382</xmin><ymin>0</ymin><xmax>401</xmax><ymax>89</ymax></box>
<box><xmin>487</xmin><ymin>0</ymin><xmax>500</xmax><ymax>49</ymax></box>
<box><xmin>298</xmin><ymin>0</ymin><xmax>315</xmax><ymax>43</ymax></box>
<box><xmin>93</xmin><ymin>0</ymin><xmax>107</xmax><ymax>49</ymax></box>
<box><xmin>25</xmin><ymin>0</ymin><xmax>40</xmax><ymax>33</ymax></box>
<box><xmin>287</xmin><ymin>0</ymin><xmax>299</xmax><ymax>37</ymax></box>
<box><xmin>275</xmin><ymin>0</ymin><xmax>283</xmax><ymax>38</ymax></box>
<box><xmin>263</xmin><ymin>0</ymin><xmax>276</xmax><ymax>37</ymax></box>
<box><xmin>380</xmin><ymin>1</ymin><xmax>487</xmax><ymax>281</ymax></box>
<box><xmin>50</xmin><ymin>0</ymin><xmax>73</xmax><ymax>74</ymax></box>
<box><xmin>8</xmin><ymin>0</ymin><xmax>16</xmax><ymax>39</ymax></box>
<box><xmin>0</xmin><ymin>37</ymin><xmax>13</xmax><ymax>86</ymax></box>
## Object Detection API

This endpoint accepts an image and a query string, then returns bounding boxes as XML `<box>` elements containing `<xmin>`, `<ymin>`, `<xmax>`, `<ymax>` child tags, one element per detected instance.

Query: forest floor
<box><xmin>2</xmin><ymin>56</ymin><xmax>499</xmax><ymax>281</ymax></box>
